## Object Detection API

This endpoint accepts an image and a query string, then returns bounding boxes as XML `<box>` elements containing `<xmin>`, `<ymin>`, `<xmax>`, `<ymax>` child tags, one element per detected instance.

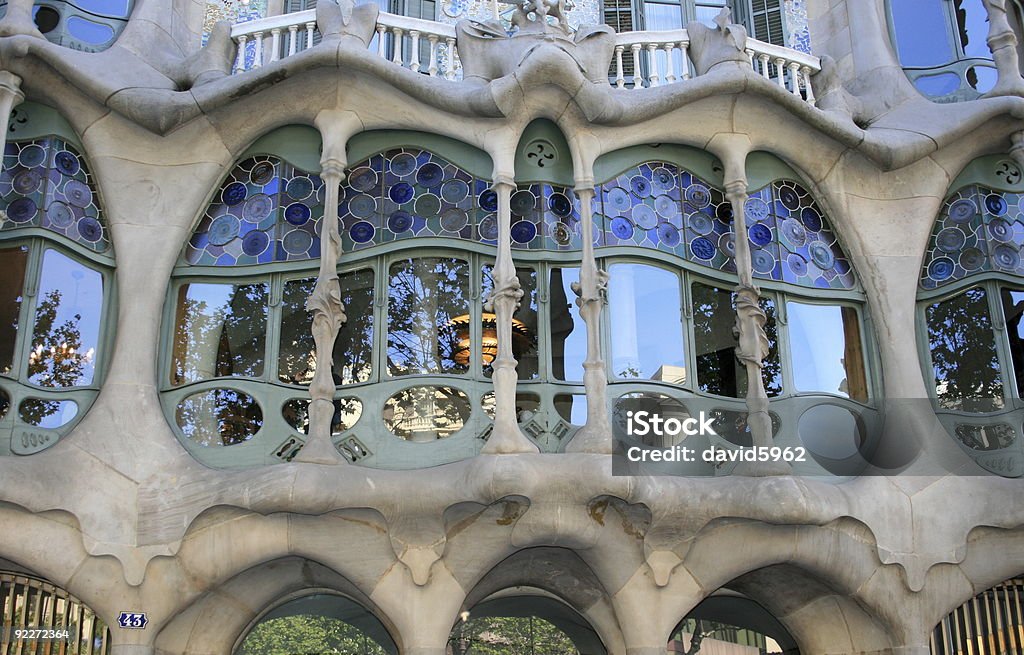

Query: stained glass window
<box><xmin>595</xmin><ymin>162</ymin><xmax>855</xmax><ymax>289</ymax></box>
<box><xmin>920</xmin><ymin>185</ymin><xmax>1023</xmax><ymax>289</ymax></box>
<box><xmin>0</xmin><ymin>138</ymin><xmax>110</xmax><ymax>253</ymax></box>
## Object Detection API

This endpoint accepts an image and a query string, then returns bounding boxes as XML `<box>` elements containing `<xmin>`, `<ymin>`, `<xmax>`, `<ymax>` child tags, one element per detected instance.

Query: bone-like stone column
<box><xmin>565</xmin><ymin>183</ymin><xmax>612</xmax><ymax>454</ymax></box>
<box><xmin>1010</xmin><ymin>131</ymin><xmax>1024</xmax><ymax>170</ymax></box>
<box><xmin>983</xmin><ymin>0</ymin><xmax>1024</xmax><ymax>97</ymax></box>
<box><xmin>712</xmin><ymin>136</ymin><xmax>789</xmax><ymax>475</ymax></box>
<box><xmin>481</xmin><ymin>176</ymin><xmax>540</xmax><ymax>454</ymax></box>
<box><xmin>0</xmin><ymin>72</ymin><xmax>24</xmax><ymax>161</ymax></box>
<box><xmin>294</xmin><ymin>124</ymin><xmax>350</xmax><ymax>465</ymax></box>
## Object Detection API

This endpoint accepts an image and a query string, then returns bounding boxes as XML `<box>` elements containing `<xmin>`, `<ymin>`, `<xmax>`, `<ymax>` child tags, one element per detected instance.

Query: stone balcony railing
<box><xmin>229</xmin><ymin>10</ymin><xmax>820</xmax><ymax>103</ymax></box>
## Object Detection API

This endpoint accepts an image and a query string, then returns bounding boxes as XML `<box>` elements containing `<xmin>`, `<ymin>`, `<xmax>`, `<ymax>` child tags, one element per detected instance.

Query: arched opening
<box><xmin>0</xmin><ymin>568</ymin><xmax>111</xmax><ymax>654</ymax></box>
<box><xmin>234</xmin><ymin>592</ymin><xmax>398</xmax><ymax>655</ymax></box>
<box><xmin>449</xmin><ymin>592</ymin><xmax>606</xmax><ymax>655</ymax></box>
<box><xmin>671</xmin><ymin>594</ymin><xmax>798</xmax><ymax>655</ymax></box>
<box><xmin>930</xmin><ymin>576</ymin><xmax>1024</xmax><ymax>655</ymax></box>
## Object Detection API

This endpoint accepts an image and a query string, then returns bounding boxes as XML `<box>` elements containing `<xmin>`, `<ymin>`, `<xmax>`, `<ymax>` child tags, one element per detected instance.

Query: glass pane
<box><xmin>28</xmin><ymin>249</ymin><xmax>103</xmax><ymax>387</ymax></box>
<box><xmin>0</xmin><ymin>245</ymin><xmax>28</xmax><ymax>375</ymax></box>
<box><xmin>65</xmin><ymin>16</ymin><xmax>115</xmax><ymax>44</ymax></box>
<box><xmin>554</xmin><ymin>393</ymin><xmax>587</xmax><ymax>425</ymax></box>
<box><xmin>387</xmin><ymin>257</ymin><xmax>469</xmax><ymax>375</ymax></box>
<box><xmin>692</xmin><ymin>283</ymin><xmax>781</xmax><ymax>397</ymax></box>
<box><xmin>955</xmin><ymin>0</ymin><xmax>991</xmax><ymax>59</ymax></box>
<box><xmin>644</xmin><ymin>2</ymin><xmax>682</xmax><ymax>30</ymax></box>
<box><xmin>967</xmin><ymin>65</ymin><xmax>998</xmax><ymax>93</ymax></box>
<box><xmin>383</xmin><ymin>385</ymin><xmax>471</xmax><ymax>440</ymax></box>
<box><xmin>914</xmin><ymin>72</ymin><xmax>962</xmax><ymax>96</ymax></box>
<box><xmin>278</xmin><ymin>270</ymin><xmax>374</xmax><ymax>386</ymax></box>
<box><xmin>19</xmin><ymin>398</ymin><xmax>77</xmax><ymax>428</ymax></box>
<box><xmin>695</xmin><ymin>1</ymin><xmax>727</xmax><ymax>26</ymax></box>
<box><xmin>926</xmin><ymin>287</ymin><xmax>1004</xmax><ymax>410</ymax></box>
<box><xmin>282</xmin><ymin>397</ymin><xmax>362</xmax><ymax>435</ymax></box>
<box><xmin>890</xmin><ymin>0</ymin><xmax>957</xmax><ymax>67</ymax></box>
<box><xmin>787</xmin><ymin>302</ymin><xmax>868</xmax><ymax>401</ymax></box>
<box><xmin>175</xmin><ymin>388</ymin><xmax>263</xmax><ymax>446</ymax></box>
<box><xmin>608</xmin><ymin>263</ymin><xmax>685</xmax><ymax>381</ymax></box>
<box><xmin>171</xmin><ymin>282</ymin><xmax>267</xmax><ymax>385</ymax></box>
<box><xmin>1003</xmin><ymin>288</ymin><xmax>1024</xmax><ymax>398</ymax></box>
<box><xmin>481</xmin><ymin>265</ymin><xmax>539</xmax><ymax>379</ymax></box>
<box><xmin>549</xmin><ymin>267</ymin><xmax>586</xmax><ymax>381</ymax></box>
<box><xmin>79</xmin><ymin>0</ymin><xmax>131</xmax><ymax>16</ymax></box>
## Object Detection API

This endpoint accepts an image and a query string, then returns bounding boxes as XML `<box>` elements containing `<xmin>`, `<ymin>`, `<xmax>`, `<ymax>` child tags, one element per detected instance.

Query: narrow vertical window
<box><xmin>608</xmin><ymin>263</ymin><xmax>685</xmax><ymax>382</ymax></box>
<box><xmin>386</xmin><ymin>257</ymin><xmax>469</xmax><ymax>376</ymax></box>
<box><xmin>1002</xmin><ymin>288</ymin><xmax>1024</xmax><ymax>397</ymax></box>
<box><xmin>0</xmin><ymin>246</ymin><xmax>28</xmax><ymax>375</ymax></box>
<box><xmin>549</xmin><ymin>267</ymin><xmax>586</xmax><ymax>381</ymax></box>
<box><xmin>926</xmin><ymin>287</ymin><xmax>1004</xmax><ymax>411</ymax></box>
<box><xmin>481</xmin><ymin>265</ymin><xmax>539</xmax><ymax>380</ymax></box>
<box><xmin>28</xmin><ymin>249</ymin><xmax>103</xmax><ymax>388</ymax></box>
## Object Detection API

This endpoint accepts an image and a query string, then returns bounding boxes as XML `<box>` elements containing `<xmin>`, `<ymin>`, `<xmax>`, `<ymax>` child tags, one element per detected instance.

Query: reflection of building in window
<box><xmin>888</xmin><ymin>0</ymin><xmax>1024</xmax><ymax>100</ymax></box>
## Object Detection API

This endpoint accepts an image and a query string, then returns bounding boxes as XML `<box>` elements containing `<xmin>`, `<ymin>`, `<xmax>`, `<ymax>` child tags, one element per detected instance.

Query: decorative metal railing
<box><xmin>228</xmin><ymin>11</ymin><xmax>820</xmax><ymax>102</ymax></box>
<box><xmin>1</xmin><ymin>572</ymin><xmax>111</xmax><ymax>655</ymax></box>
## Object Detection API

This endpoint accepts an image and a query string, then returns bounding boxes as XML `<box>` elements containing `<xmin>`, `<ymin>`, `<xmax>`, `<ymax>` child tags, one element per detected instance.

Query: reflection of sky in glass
<box><xmin>550</xmin><ymin>268</ymin><xmax>586</xmax><ymax>381</ymax></box>
<box><xmin>890</xmin><ymin>0</ymin><xmax>955</xmax><ymax>67</ymax></box>
<box><xmin>695</xmin><ymin>1</ymin><xmax>726</xmax><ymax>26</ymax></box>
<box><xmin>956</xmin><ymin>0</ymin><xmax>990</xmax><ymax>59</ymax></box>
<box><xmin>609</xmin><ymin>263</ymin><xmax>685</xmax><ymax>381</ymax></box>
<box><xmin>787</xmin><ymin>302</ymin><xmax>850</xmax><ymax>396</ymax></box>
<box><xmin>644</xmin><ymin>2</ymin><xmax>682</xmax><ymax>29</ymax></box>
<box><xmin>29</xmin><ymin>249</ymin><xmax>103</xmax><ymax>386</ymax></box>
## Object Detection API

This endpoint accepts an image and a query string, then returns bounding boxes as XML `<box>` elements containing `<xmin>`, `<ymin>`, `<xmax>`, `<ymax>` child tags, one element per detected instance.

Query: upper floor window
<box><xmin>604</xmin><ymin>0</ymin><xmax>785</xmax><ymax>45</ymax></box>
<box><xmin>0</xmin><ymin>133</ymin><xmax>112</xmax><ymax>455</ymax></box>
<box><xmin>918</xmin><ymin>156</ymin><xmax>1024</xmax><ymax>476</ymax></box>
<box><xmin>0</xmin><ymin>0</ymin><xmax>133</xmax><ymax>51</ymax></box>
<box><xmin>888</xmin><ymin>0</ymin><xmax>1024</xmax><ymax>100</ymax></box>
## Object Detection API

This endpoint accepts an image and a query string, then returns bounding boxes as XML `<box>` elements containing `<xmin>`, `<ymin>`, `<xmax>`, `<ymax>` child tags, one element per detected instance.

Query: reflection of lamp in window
<box><xmin>449</xmin><ymin>314</ymin><xmax>533</xmax><ymax>367</ymax></box>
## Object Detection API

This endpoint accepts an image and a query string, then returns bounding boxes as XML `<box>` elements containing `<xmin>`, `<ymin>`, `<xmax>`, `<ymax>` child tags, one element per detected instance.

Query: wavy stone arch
<box><xmin>154</xmin><ymin>557</ymin><xmax>402</xmax><ymax>655</ymax></box>
<box><xmin>456</xmin><ymin>547</ymin><xmax>622</xmax><ymax>655</ymax></box>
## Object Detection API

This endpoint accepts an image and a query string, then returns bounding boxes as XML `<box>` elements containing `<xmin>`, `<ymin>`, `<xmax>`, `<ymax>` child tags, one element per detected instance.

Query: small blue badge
<box><xmin>117</xmin><ymin>612</ymin><xmax>148</xmax><ymax>629</ymax></box>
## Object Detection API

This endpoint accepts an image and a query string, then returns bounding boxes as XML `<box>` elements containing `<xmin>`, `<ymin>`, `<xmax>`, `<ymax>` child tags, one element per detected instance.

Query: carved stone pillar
<box><xmin>565</xmin><ymin>184</ymin><xmax>612</xmax><ymax>454</ymax></box>
<box><xmin>294</xmin><ymin>157</ymin><xmax>347</xmax><ymax>465</ymax></box>
<box><xmin>725</xmin><ymin>180</ymin><xmax>789</xmax><ymax>476</ymax></box>
<box><xmin>1010</xmin><ymin>131</ymin><xmax>1024</xmax><ymax>171</ymax></box>
<box><xmin>0</xmin><ymin>72</ymin><xmax>24</xmax><ymax>162</ymax></box>
<box><xmin>983</xmin><ymin>0</ymin><xmax>1024</xmax><ymax>97</ymax></box>
<box><xmin>481</xmin><ymin>177</ymin><xmax>539</xmax><ymax>454</ymax></box>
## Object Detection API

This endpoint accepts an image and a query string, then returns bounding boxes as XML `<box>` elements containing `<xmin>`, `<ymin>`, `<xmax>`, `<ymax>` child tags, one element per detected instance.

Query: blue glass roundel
<box><xmin>284</xmin><ymin>203</ymin><xmax>311</xmax><ymax>226</ymax></box>
<box><xmin>745</xmin><ymin>197</ymin><xmax>770</xmax><ymax>221</ymax></box>
<box><xmin>441</xmin><ymin>179</ymin><xmax>470</xmax><ymax>204</ymax></box>
<box><xmin>7</xmin><ymin>197</ymin><xmax>36</xmax><ymax>222</ymax></box>
<box><xmin>985</xmin><ymin>194</ymin><xmax>1008</xmax><ymax>216</ymax></box>
<box><xmin>390</xmin><ymin>153</ymin><xmax>417</xmax><ymax>177</ymax></box>
<box><xmin>987</xmin><ymin>219</ymin><xmax>1012</xmax><ymax>242</ymax></box>
<box><xmin>632</xmin><ymin>204</ymin><xmax>658</xmax><ymax>230</ymax></box>
<box><xmin>13</xmin><ymin>171</ymin><xmax>40</xmax><ymax>194</ymax></box>
<box><xmin>752</xmin><ymin>249</ymin><xmax>775</xmax><ymax>274</ymax></box>
<box><xmin>54</xmin><ymin>151</ymin><xmax>81</xmax><ymax>176</ymax></box>
<box><xmin>78</xmin><ymin>216</ymin><xmax>103</xmax><ymax>242</ymax></box>
<box><xmin>947</xmin><ymin>198</ymin><xmax>977</xmax><ymax>223</ymax></box>
<box><xmin>808</xmin><ymin>241</ymin><xmax>836</xmax><ymax>269</ymax></box>
<box><xmin>780</xmin><ymin>218</ymin><xmax>806</xmax><ymax>248</ymax></box>
<box><xmin>64</xmin><ymin>180</ymin><xmax>92</xmax><ymax>208</ymax></box>
<box><xmin>416</xmin><ymin>162</ymin><xmax>444</xmax><ymax>188</ymax></box>
<box><xmin>249</xmin><ymin>161</ymin><xmax>275</xmax><ymax>185</ymax></box>
<box><xmin>993</xmin><ymin>244</ymin><xmax>1020</xmax><ymax>270</ymax></box>
<box><xmin>388</xmin><ymin>210</ymin><xmax>413</xmax><ymax>233</ymax></box>
<box><xmin>479</xmin><ymin>190</ymin><xmax>498</xmax><ymax>212</ymax></box>
<box><xmin>350</xmin><ymin>221</ymin><xmax>376</xmax><ymax>244</ymax></box>
<box><xmin>690</xmin><ymin>236</ymin><xmax>716</xmax><ymax>260</ymax></box>
<box><xmin>610</xmin><ymin>217</ymin><xmax>634</xmax><ymax>239</ymax></box>
<box><xmin>511</xmin><ymin>190</ymin><xmax>536</xmax><ymax>215</ymax></box>
<box><xmin>349</xmin><ymin>167</ymin><xmax>377</xmax><ymax>193</ymax></box>
<box><xmin>928</xmin><ymin>257</ymin><xmax>955</xmax><ymax>281</ymax></box>
<box><xmin>689</xmin><ymin>213</ymin><xmax>713</xmax><ymax>235</ymax></box>
<box><xmin>686</xmin><ymin>185</ymin><xmax>711</xmax><ymax>208</ymax></box>
<box><xmin>286</xmin><ymin>176</ymin><xmax>314</xmax><ymax>200</ymax></box>
<box><xmin>779</xmin><ymin>186</ymin><xmax>801</xmax><ymax>210</ymax></box>
<box><xmin>283</xmin><ymin>229</ymin><xmax>313</xmax><ymax>254</ymax></box>
<box><xmin>548</xmin><ymin>192</ymin><xmax>573</xmax><ymax>218</ymax></box>
<box><xmin>658</xmin><ymin>222</ymin><xmax>680</xmax><ymax>246</ymax></box>
<box><xmin>440</xmin><ymin>208</ymin><xmax>469</xmax><ymax>232</ymax></box>
<box><xmin>787</xmin><ymin>253</ymin><xmax>808</xmax><ymax>276</ymax></box>
<box><xmin>801</xmin><ymin>207</ymin><xmax>822</xmax><ymax>232</ymax></box>
<box><xmin>935</xmin><ymin>227</ymin><xmax>966</xmax><ymax>252</ymax></box>
<box><xmin>715</xmin><ymin>203</ymin><xmax>733</xmax><ymax>222</ymax></box>
<box><xmin>748</xmin><ymin>223</ymin><xmax>772</xmax><ymax>247</ymax></box>
<box><xmin>630</xmin><ymin>175</ymin><xmax>652</xmax><ymax>198</ymax></box>
<box><xmin>511</xmin><ymin>220</ymin><xmax>537</xmax><ymax>244</ymax></box>
<box><xmin>389</xmin><ymin>183</ymin><xmax>415</xmax><ymax>205</ymax></box>
<box><xmin>209</xmin><ymin>214</ymin><xmax>240</xmax><ymax>245</ymax></box>
<box><xmin>222</xmin><ymin>182</ymin><xmax>247</xmax><ymax>206</ymax></box>
<box><xmin>959</xmin><ymin>247</ymin><xmax>985</xmax><ymax>271</ymax></box>
<box><xmin>607</xmin><ymin>187</ymin><xmax>631</xmax><ymax>213</ymax></box>
<box><xmin>46</xmin><ymin>202</ymin><xmax>74</xmax><ymax>228</ymax></box>
<box><xmin>242</xmin><ymin>230</ymin><xmax>270</xmax><ymax>255</ymax></box>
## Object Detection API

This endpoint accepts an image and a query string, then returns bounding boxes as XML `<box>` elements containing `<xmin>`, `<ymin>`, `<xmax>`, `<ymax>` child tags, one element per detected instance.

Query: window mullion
<box><xmin>266</xmin><ymin>273</ymin><xmax>284</xmax><ymax>384</ymax></box>
<box><xmin>987</xmin><ymin>279</ymin><xmax>1017</xmax><ymax>405</ymax></box>
<box><xmin>17</xmin><ymin>241</ymin><xmax>46</xmax><ymax>384</ymax></box>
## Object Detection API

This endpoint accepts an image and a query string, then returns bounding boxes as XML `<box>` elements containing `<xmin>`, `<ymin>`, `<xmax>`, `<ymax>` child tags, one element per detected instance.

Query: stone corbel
<box><xmin>294</xmin><ymin>112</ymin><xmax>362</xmax><ymax>465</ymax></box>
<box><xmin>983</xmin><ymin>0</ymin><xmax>1024</xmax><ymax>98</ymax></box>
<box><xmin>565</xmin><ymin>182</ymin><xmax>613</xmax><ymax>454</ymax></box>
<box><xmin>481</xmin><ymin>175</ymin><xmax>541</xmax><ymax>455</ymax></box>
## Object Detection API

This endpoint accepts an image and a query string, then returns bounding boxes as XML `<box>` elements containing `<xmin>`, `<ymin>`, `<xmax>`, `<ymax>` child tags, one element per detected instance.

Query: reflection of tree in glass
<box><xmin>175</xmin><ymin>388</ymin><xmax>263</xmax><ymax>446</ymax></box>
<box><xmin>172</xmin><ymin>284</ymin><xmax>267</xmax><ymax>385</ymax></box>
<box><xmin>481</xmin><ymin>265</ymin><xmax>539</xmax><ymax>379</ymax></box>
<box><xmin>238</xmin><ymin>615</ymin><xmax>388</xmax><ymax>655</ymax></box>
<box><xmin>927</xmin><ymin>287</ymin><xmax>1004</xmax><ymax>411</ymax></box>
<box><xmin>383</xmin><ymin>386</ymin><xmax>471</xmax><ymax>440</ymax></box>
<box><xmin>387</xmin><ymin>258</ymin><xmax>469</xmax><ymax>376</ymax></box>
<box><xmin>23</xmin><ymin>289</ymin><xmax>90</xmax><ymax>424</ymax></box>
<box><xmin>691</xmin><ymin>284</ymin><xmax>781</xmax><ymax>398</ymax></box>
<box><xmin>448</xmin><ymin>616</ymin><xmax>580</xmax><ymax>655</ymax></box>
